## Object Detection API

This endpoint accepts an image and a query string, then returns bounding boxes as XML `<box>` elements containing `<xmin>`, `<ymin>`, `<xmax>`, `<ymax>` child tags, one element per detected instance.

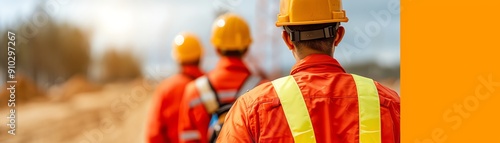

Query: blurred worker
<box><xmin>178</xmin><ymin>13</ymin><xmax>266</xmax><ymax>143</ymax></box>
<box><xmin>146</xmin><ymin>32</ymin><xmax>204</xmax><ymax>143</ymax></box>
<box><xmin>217</xmin><ymin>0</ymin><xmax>400</xmax><ymax>142</ymax></box>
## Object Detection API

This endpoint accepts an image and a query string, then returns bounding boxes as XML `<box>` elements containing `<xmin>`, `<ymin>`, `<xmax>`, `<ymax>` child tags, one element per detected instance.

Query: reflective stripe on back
<box><xmin>352</xmin><ymin>74</ymin><xmax>382</xmax><ymax>143</ymax></box>
<box><xmin>272</xmin><ymin>76</ymin><xmax>317</xmax><ymax>143</ymax></box>
<box><xmin>195</xmin><ymin>75</ymin><xmax>261</xmax><ymax>113</ymax></box>
<box><xmin>195</xmin><ymin>76</ymin><xmax>219</xmax><ymax>113</ymax></box>
<box><xmin>236</xmin><ymin>75</ymin><xmax>262</xmax><ymax>98</ymax></box>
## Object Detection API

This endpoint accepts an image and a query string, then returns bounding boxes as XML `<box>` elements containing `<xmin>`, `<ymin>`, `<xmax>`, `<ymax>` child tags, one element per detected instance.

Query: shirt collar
<box><xmin>214</xmin><ymin>57</ymin><xmax>250</xmax><ymax>73</ymax></box>
<box><xmin>181</xmin><ymin>65</ymin><xmax>204</xmax><ymax>79</ymax></box>
<box><xmin>290</xmin><ymin>54</ymin><xmax>346</xmax><ymax>75</ymax></box>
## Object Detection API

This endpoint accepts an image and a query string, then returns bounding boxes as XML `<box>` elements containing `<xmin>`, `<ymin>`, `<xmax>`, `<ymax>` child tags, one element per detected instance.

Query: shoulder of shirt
<box><xmin>237</xmin><ymin>81</ymin><xmax>275</xmax><ymax>109</ymax></box>
<box><xmin>156</xmin><ymin>74</ymin><xmax>190</xmax><ymax>92</ymax></box>
<box><xmin>374</xmin><ymin>81</ymin><xmax>400</xmax><ymax>106</ymax></box>
<box><xmin>178</xmin><ymin>79</ymin><xmax>200</xmax><ymax>100</ymax></box>
<box><xmin>164</xmin><ymin>73</ymin><xmax>192</xmax><ymax>85</ymax></box>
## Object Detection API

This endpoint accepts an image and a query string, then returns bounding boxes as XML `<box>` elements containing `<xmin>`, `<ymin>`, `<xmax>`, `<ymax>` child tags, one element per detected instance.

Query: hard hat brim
<box><xmin>276</xmin><ymin>18</ymin><xmax>349</xmax><ymax>27</ymax></box>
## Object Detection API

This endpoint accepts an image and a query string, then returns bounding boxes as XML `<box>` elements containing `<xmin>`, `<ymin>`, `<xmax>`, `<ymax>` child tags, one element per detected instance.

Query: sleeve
<box><xmin>390</xmin><ymin>99</ymin><xmax>400</xmax><ymax>143</ymax></box>
<box><xmin>376</xmin><ymin>82</ymin><xmax>400</xmax><ymax>143</ymax></box>
<box><xmin>384</xmin><ymin>97</ymin><xmax>400</xmax><ymax>143</ymax></box>
<box><xmin>216</xmin><ymin>95</ymin><xmax>253</xmax><ymax>143</ymax></box>
<box><xmin>178</xmin><ymin>82</ymin><xmax>211</xmax><ymax>143</ymax></box>
<box><xmin>146</xmin><ymin>86</ymin><xmax>168</xmax><ymax>143</ymax></box>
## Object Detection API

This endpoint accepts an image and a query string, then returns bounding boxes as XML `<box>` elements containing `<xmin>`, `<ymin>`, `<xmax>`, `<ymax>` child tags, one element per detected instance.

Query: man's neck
<box><xmin>295</xmin><ymin>48</ymin><xmax>333</xmax><ymax>62</ymax></box>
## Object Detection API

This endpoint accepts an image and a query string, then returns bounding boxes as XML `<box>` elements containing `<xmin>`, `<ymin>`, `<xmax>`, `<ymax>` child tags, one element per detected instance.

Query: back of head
<box><xmin>211</xmin><ymin>13</ymin><xmax>252</xmax><ymax>57</ymax></box>
<box><xmin>276</xmin><ymin>0</ymin><xmax>349</xmax><ymax>54</ymax></box>
<box><xmin>284</xmin><ymin>23</ymin><xmax>340</xmax><ymax>54</ymax></box>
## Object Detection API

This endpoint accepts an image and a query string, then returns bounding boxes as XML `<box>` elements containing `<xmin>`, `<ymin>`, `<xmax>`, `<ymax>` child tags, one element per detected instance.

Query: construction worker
<box><xmin>146</xmin><ymin>32</ymin><xmax>204</xmax><ymax>143</ymax></box>
<box><xmin>178</xmin><ymin>13</ymin><xmax>266</xmax><ymax>143</ymax></box>
<box><xmin>217</xmin><ymin>0</ymin><xmax>401</xmax><ymax>142</ymax></box>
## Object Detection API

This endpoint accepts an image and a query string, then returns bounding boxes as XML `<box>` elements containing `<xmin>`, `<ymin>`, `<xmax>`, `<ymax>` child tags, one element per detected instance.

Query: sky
<box><xmin>0</xmin><ymin>0</ymin><xmax>400</xmax><ymax>78</ymax></box>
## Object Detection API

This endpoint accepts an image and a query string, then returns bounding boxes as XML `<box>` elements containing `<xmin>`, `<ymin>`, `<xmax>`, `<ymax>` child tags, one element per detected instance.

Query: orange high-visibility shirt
<box><xmin>146</xmin><ymin>65</ymin><xmax>203</xmax><ymax>143</ymax></box>
<box><xmin>178</xmin><ymin>57</ymin><xmax>266</xmax><ymax>143</ymax></box>
<box><xmin>217</xmin><ymin>54</ymin><xmax>400</xmax><ymax>143</ymax></box>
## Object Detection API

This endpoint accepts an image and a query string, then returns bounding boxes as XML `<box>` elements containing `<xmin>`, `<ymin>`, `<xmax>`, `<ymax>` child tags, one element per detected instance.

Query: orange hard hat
<box><xmin>211</xmin><ymin>13</ymin><xmax>252</xmax><ymax>51</ymax></box>
<box><xmin>276</xmin><ymin>0</ymin><xmax>348</xmax><ymax>27</ymax></box>
<box><xmin>172</xmin><ymin>32</ymin><xmax>203</xmax><ymax>63</ymax></box>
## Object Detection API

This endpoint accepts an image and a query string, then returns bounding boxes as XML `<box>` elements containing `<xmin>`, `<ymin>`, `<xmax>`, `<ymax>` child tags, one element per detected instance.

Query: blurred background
<box><xmin>0</xmin><ymin>0</ymin><xmax>399</xmax><ymax>142</ymax></box>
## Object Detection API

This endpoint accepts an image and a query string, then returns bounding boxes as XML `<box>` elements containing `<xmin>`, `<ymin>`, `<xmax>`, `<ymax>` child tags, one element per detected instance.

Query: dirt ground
<box><xmin>0</xmin><ymin>79</ymin><xmax>156</xmax><ymax>143</ymax></box>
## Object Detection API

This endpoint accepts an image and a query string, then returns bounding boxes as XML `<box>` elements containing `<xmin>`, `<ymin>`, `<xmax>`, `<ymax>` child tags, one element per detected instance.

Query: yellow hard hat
<box><xmin>172</xmin><ymin>32</ymin><xmax>203</xmax><ymax>63</ymax></box>
<box><xmin>211</xmin><ymin>13</ymin><xmax>252</xmax><ymax>51</ymax></box>
<box><xmin>276</xmin><ymin>0</ymin><xmax>348</xmax><ymax>27</ymax></box>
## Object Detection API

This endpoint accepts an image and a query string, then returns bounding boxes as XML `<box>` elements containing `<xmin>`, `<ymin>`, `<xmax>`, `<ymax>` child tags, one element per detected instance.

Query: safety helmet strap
<box><xmin>284</xmin><ymin>23</ymin><xmax>339</xmax><ymax>42</ymax></box>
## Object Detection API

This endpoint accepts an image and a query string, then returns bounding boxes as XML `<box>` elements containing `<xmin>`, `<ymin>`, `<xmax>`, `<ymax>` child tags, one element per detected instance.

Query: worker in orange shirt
<box><xmin>178</xmin><ymin>13</ymin><xmax>266</xmax><ymax>143</ymax></box>
<box><xmin>217</xmin><ymin>0</ymin><xmax>401</xmax><ymax>142</ymax></box>
<box><xmin>146</xmin><ymin>32</ymin><xmax>204</xmax><ymax>143</ymax></box>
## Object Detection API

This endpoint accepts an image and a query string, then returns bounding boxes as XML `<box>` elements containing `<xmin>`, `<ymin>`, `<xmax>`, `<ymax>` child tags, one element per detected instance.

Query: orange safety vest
<box><xmin>146</xmin><ymin>65</ymin><xmax>203</xmax><ymax>143</ymax></box>
<box><xmin>217</xmin><ymin>54</ymin><xmax>400</xmax><ymax>143</ymax></box>
<box><xmin>178</xmin><ymin>57</ymin><xmax>266</xmax><ymax>143</ymax></box>
<box><xmin>272</xmin><ymin>74</ymin><xmax>381</xmax><ymax>143</ymax></box>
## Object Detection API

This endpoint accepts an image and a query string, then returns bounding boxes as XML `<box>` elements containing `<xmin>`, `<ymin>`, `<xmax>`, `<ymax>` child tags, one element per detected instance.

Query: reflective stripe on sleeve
<box><xmin>189</xmin><ymin>98</ymin><xmax>202</xmax><ymax>108</ymax></box>
<box><xmin>352</xmin><ymin>74</ymin><xmax>382</xmax><ymax>143</ymax></box>
<box><xmin>180</xmin><ymin>130</ymin><xmax>201</xmax><ymax>141</ymax></box>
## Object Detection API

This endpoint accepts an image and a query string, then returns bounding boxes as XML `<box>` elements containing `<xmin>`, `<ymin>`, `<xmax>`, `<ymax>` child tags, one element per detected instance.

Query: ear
<box><xmin>333</xmin><ymin>26</ymin><xmax>345</xmax><ymax>47</ymax></box>
<box><xmin>282</xmin><ymin>31</ymin><xmax>295</xmax><ymax>51</ymax></box>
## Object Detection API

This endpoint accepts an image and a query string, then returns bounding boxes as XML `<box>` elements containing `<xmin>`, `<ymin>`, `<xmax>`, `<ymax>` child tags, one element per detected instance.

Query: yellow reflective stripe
<box><xmin>352</xmin><ymin>74</ymin><xmax>381</xmax><ymax>143</ymax></box>
<box><xmin>272</xmin><ymin>76</ymin><xmax>316</xmax><ymax>143</ymax></box>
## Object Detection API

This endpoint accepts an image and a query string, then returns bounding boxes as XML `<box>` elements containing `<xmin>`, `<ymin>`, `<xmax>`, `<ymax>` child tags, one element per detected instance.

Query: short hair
<box><xmin>284</xmin><ymin>23</ymin><xmax>339</xmax><ymax>54</ymax></box>
<box><xmin>180</xmin><ymin>60</ymin><xmax>200</xmax><ymax>66</ymax></box>
<box><xmin>217</xmin><ymin>48</ymin><xmax>248</xmax><ymax>58</ymax></box>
